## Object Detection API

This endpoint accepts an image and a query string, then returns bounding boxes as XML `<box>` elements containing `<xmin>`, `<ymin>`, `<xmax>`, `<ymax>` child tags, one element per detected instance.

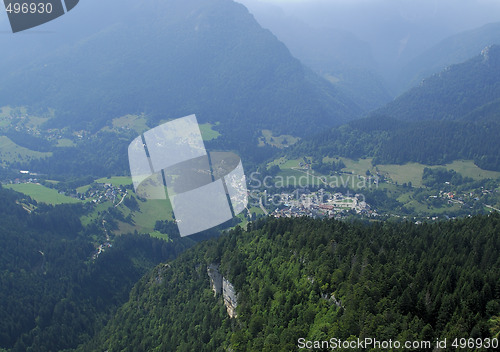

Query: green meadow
<box><xmin>0</xmin><ymin>136</ymin><xmax>52</xmax><ymax>165</ymax></box>
<box><xmin>5</xmin><ymin>183</ymin><xmax>81</xmax><ymax>205</ymax></box>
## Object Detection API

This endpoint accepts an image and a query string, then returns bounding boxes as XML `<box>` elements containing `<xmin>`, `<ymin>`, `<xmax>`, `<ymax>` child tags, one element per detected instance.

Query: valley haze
<box><xmin>0</xmin><ymin>0</ymin><xmax>499</xmax><ymax>351</ymax></box>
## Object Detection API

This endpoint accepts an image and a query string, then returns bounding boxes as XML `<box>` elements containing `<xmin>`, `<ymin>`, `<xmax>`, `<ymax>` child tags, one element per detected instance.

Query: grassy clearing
<box><xmin>5</xmin><ymin>183</ymin><xmax>81</xmax><ymax>205</ymax></box>
<box><xmin>25</xmin><ymin>116</ymin><xmax>50</xmax><ymax>129</ymax></box>
<box><xmin>268</xmin><ymin>157</ymin><xmax>304</xmax><ymax>169</ymax></box>
<box><xmin>56</xmin><ymin>138</ymin><xmax>76</xmax><ymax>147</ymax></box>
<box><xmin>443</xmin><ymin>160</ymin><xmax>500</xmax><ymax>180</ymax></box>
<box><xmin>149</xmin><ymin>230</ymin><xmax>171</xmax><ymax>241</ymax></box>
<box><xmin>96</xmin><ymin>176</ymin><xmax>133</xmax><ymax>186</ymax></box>
<box><xmin>275</xmin><ymin>169</ymin><xmax>327</xmax><ymax>188</ymax></box>
<box><xmin>397</xmin><ymin>193</ymin><xmax>413</xmax><ymax>203</ymax></box>
<box><xmin>0</xmin><ymin>106</ymin><xmax>27</xmax><ymax>118</ymax></box>
<box><xmin>404</xmin><ymin>199</ymin><xmax>462</xmax><ymax>215</ymax></box>
<box><xmin>0</xmin><ymin>136</ymin><xmax>52</xmax><ymax>164</ymax></box>
<box><xmin>340</xmin><ymin>157</ymin><xmax>374</xmax><ymax>176</ymax></box>
<box><xmin>199</xmin><ymin>122</ymin><xmax>221</xmax><ymax>141</ymax></box>
<box><xmin>376</xmin><ymin>163</ymin><xmax>427</xmax><ymax>187</ymax></box>
<box><xmin>79</xmin><ymin>188</ymin><xmax>173</xmax><ymax>235</ymax></box>
<box><xmin>377</xmin><ymin>160</ymin><xmax>500</xmax><ymax>187</ymax></box>
<box><xmin>76</xmin><ymin>184</ymin><xmax>92</xmax><ymax>194</ymax></box>
<box><xmin>340</xmin><ymin>158</ymin><xmax>500</xmax><ymax>187</ymax></box>
<box><xmin>113</xmin><ymin>195</ymin><xmax>174</xmax><ymax>236</ymax></box>
<box><xmin>128</xmin><ymin>198</ymin><xmax>174</xmax><ymax>234</ymax></box>
<box><xmin>0</xmin><ymin>106</ymin><xmax>51</xmax><ymax>130</ymax></box>
<box><xmin>110</xmin><ymin>114</ymin><xmax>149</xmax><ymax>134</ymax></box>
<box><xmin>80</xmin><ymin>202</ymin><xmax>112</xmax><ymax>226</ymax></box>
<box><xmin>249</xmin><ymin>206</ymin><xmax>265</xmax><ymax>216</ymax></box>
<box><xmin>259</xmin><ymin>130</ymin><xmax>300</xmax><ymax>148</ymax></box>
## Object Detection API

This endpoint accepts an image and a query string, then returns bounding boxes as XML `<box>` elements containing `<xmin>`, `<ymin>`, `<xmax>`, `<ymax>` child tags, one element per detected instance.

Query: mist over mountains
<box><xmin>1</xmin><ymin>1</ymin><xmax>500</xmax><ymax>351</ymax></box>
<box><xmin>376</xmin><ymin>45</ymin><xmax>500</xmax><ymax>122</ymax></box>
<box><xmin>0</xmin><ymin>0</ymin><xmax>360</xmax><ymax>148</ymax></box>
<box><xmin>240</xmin><ymin>0</ymin><xmax>500</xmax><ymax>96</ymax></box>
<box><xmin>399</xmin><ymin>21</ymin><xmax>500</xmax><ymax>92</ymax></box>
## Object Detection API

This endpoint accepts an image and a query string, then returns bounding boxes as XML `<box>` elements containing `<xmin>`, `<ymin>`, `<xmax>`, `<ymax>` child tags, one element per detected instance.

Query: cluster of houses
<box><xmin>270</xmin><ymin>189</ymin><xmax>378</xmax><ymax>219</ymax></box>
<box><xmin>11</xmin><ymin>170</ymin><xmax>39</xmax><ymax>185</ymax></box>
<box><xmin>81</xmin><ymin>183</ymin><xmax>125</xmax><ymax>204</ymax></box>
<box><xmin>431</xmin><ymin>187</ymin><xmax>497</xmax><ymax>207</ymax></box>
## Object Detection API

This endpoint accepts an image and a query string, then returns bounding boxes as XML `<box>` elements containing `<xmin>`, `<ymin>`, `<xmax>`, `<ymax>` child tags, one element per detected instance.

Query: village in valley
<box><xmin>6</xmin><ymin>171</ymin><xmax>129</xmax><ymax>205</ymax></box>
<box><xmin>268</xmin><ymin>189</ymin><xmax>378</xmax><ymax>219</ymax></box>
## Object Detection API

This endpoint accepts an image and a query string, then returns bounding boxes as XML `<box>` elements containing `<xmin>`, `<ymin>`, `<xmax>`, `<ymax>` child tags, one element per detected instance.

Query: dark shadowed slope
<box><xmin>0</xmin><ymin>0</ymin><xmax>361</xmax><ymax>141</ymax></box>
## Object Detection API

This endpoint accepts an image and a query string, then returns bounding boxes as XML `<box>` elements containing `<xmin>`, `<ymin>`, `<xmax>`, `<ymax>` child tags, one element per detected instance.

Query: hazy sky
<box><xmin>240</xmin><ymin>0</ymin><xmax>500</xmax><ymax>30</ymax></box>
<box><xmin>238</xmin><ymin>0</ymin><xmax>500</xmax><ymax>63</ymax></box>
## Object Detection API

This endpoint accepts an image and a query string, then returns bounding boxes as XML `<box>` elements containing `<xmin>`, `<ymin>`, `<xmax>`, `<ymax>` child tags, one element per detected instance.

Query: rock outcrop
<box><xmin>207</xmin><ymin>264</ymin><xmax>238</xmax><ymax>318</ymax></box>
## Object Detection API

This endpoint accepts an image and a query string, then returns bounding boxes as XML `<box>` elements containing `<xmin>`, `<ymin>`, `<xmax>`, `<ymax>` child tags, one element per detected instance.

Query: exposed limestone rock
<box><xmin>207</xmin><ymin>264</ymin><xmax>223</xmax><ymax>296</ymax></box>
<box><xmin>223</xmin><ymin>277</ymin><xmax>238</xmax><ymax>318</ymax></box>
<box><xmin>207</xmin><ymin>264</ymin><xmax>238</xmax><ymax>318</ymax></box>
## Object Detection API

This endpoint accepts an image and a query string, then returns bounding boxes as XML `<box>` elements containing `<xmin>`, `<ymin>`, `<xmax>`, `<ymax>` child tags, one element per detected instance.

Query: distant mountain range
<box><xmin>376</xmin><ymin>45</ymin><xmax>500</xmax><ymax>122</ymax></box>
<box><xmin>2</xmin><ymin>0</ymin><xmax>500</xmax><ymax>176</ymax></box>
<box><xmin>288</xmin><ymin>45</ymin><xmax>500</xmax><ymax>171</ymax></box>
<box><xmin>0</xmin><ymin>0</ymin><xmax>360</xmax><ymax>149</ymax></box>
<box><xmin>236</xmin><ymin>0</ymin><xmax>392</xmax><ymax>111</ymax></box>
<box><xmin>398</xmin><ymin>22</ymin><xmax>500</xmax><ymax>92</ymax></box>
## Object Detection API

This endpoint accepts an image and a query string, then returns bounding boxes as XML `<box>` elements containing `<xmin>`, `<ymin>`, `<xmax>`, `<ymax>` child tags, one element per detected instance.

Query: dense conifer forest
<box><xmin>83</xmin><ymin>215</ymin><xmax>500</xmax><ymax>351</ymax></box>
<box><xmin>0</xmin><ymin>185</ymin><xmax>194</xmax><ymax>351</ymax></box>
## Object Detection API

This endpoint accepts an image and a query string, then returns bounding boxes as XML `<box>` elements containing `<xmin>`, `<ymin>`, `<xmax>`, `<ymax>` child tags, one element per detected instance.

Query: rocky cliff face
<box><xmin>223</xmin><ymin>278</ymin><xmax>238</xmax><ymax>318</ymax></box>
<box><xmin>207</xmin><ymin>264</ymin><xmax>238</xmax><ymax>318</ymax></box>
<box><xmin>207</xmin><ymin>264</ymin><xmax>223</xmax><ymax>296</ymax></box>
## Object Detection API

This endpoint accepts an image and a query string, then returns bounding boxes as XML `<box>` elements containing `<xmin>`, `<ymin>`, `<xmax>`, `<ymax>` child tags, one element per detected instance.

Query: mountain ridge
<box><xmin>81</xmin><ymin>215</ymin><xmax>500</xmax><ymax>351</ymax></box>
<box><xmin>0</xmin><ymin>0</ymin><xmax>361</xmax><ymax>144</ymax></box>
<box><xmin>374</xmin><ymin>45</ymin><xmax>500</xmax><ymax>122</ymax></box>
<box><xmin>398</xmin><ymin>21</ymin><xmax>500</xmax><ymax>92</ymax></box>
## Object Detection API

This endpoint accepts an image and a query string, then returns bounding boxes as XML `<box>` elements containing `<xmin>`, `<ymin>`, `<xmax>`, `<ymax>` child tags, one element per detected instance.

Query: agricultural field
<box><xmin>0</xmin><ymin>136</ymin><xmax>52</xmax><ymax>165</ymax></box>
<box><xmin>148</xmin><ymin>230</ymin><xmax>171</xmax><ymax>241</ymax></box>
<box><xmin>338</xmin><ymin>158</ymin><xmax>500</xmax><ymax>187</ymax></box>
<box><xmin>130</xmin><ymin>198</ymin><xmax>173</xmax><ymax>232</ymax></box>
<box><xmin>443</xmin><ymin>160</ymin><xmax>500</xmax><ymax>180</ymax></box>
<box><xmin>0</xmin><ymin>106</ymin><xmax>52</xmax><ymax>131</ymax></box>
<box><xmin>339</xmin><ymin>157</ymin><xmax>374</xmax><ymax>176</ymax></box>
<box><xmin>4</xmin><ymin>183</ymin><xmax>81</xmax><ymax>205</ymax></box>
<box><xmin>376</xmin><ymin>163</ymin><xmax>428</xmax><ymax>187</ymax></box>
<box><xmin>199</xmin><ymin>122</ymin><xmax>221</xmax><ymax>140</ymax></box>
<box><xmin>103</xmin><ymin>115</ymin><xmax>220</xmax><ymax>141</ymax></box>
<box><xmin>268</xmin><ymin>157</ymin><xmax>302</xmax><ymax>169</ymax></box>
<box><xmin>55</xmin><ymin>138</ymin><xmax>76</xmax><ymax>147</ymax></box>
<box><xmin>109</xmin><ymin>114</ymin><xmax>150</xmax><ymax>134</ymax></box>
<box><xmin>259</xmin><ymin>129</ymin><xmax>300</xmax><ymax>148</ymax></box>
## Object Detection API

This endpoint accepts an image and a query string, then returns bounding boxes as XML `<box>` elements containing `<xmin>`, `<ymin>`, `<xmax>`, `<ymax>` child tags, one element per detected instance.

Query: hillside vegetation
<box><xmin>0</xmin><ymin>185</ymin><xmax>194</xmax><ymax>351</ymax></box>
<box><xmin>288</xmin><ymin>46</ymin><xmax>500</xmax><ymax>171</ymax></box>
<box><xmin>84</xmin><ymin>215</ymin><xmax>500</xmax><ymax>351</ymax></box>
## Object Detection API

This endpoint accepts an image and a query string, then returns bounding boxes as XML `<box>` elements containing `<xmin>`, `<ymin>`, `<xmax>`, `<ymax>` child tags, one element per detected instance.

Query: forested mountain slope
<box><xmin>0</xmin><ymin>0</ymin><xmax>360</xmax><ymax>140</ymax></box>
<box><xmin>84</xmin><ymin>215</ymin><xmax>500</xmax><ymax>351</ymax></box>
<box><xmin>287</xmin><ymin>115</ymin><xmax>500</xmax><ymax>171</ymax></box>
<box><xmin>399</xmin><ymin>21</ymin><xmax>500</xmax><ymax>92</ymax></box>
<box><xmin>0</xmin><ymin>185</ymin><xmax>194</xmax><ymax>351</ymax></box>
<box><xmin>376</xmin><ymin>45</ymin><xmax>500</xmax><ymax>122</ymax></box>
<box><xmin>287</xmin><ymin>46</ymin><xmax>500</xmax><ymax>171</ymax></box>
<box><xmin>238</xmin><ymin>0</ymin><xmax>392</xmax><ymax>111</ymax></box>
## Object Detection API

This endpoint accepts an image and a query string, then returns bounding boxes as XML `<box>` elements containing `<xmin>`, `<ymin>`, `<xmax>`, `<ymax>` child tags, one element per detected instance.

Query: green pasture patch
<box><xmin>5</xmin><ymin>183</ymin><xmax>81</xmax><ymax>205</ymax></box>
